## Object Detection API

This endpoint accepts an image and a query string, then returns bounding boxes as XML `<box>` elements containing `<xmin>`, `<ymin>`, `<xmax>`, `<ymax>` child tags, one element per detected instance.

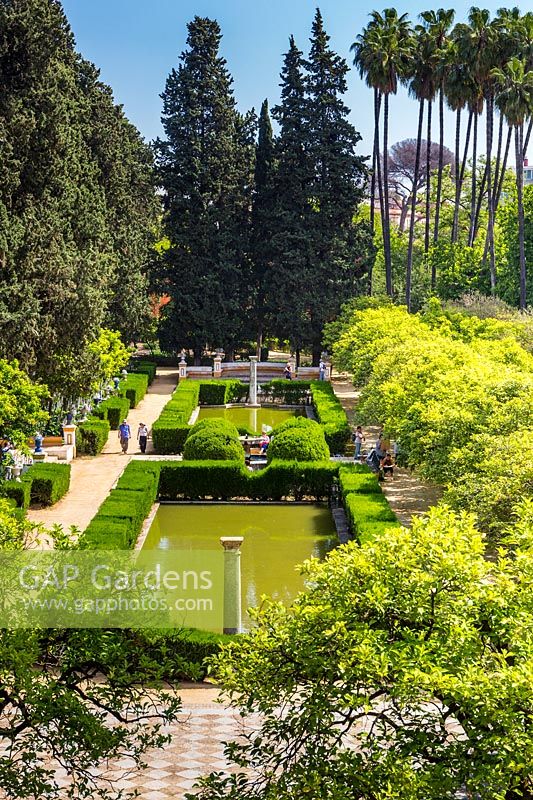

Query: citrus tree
<box><xmin>0</xmin><ymin>359</ymin><xmax>48</xmax><ymax>446</ymax></box>
<box><xmin>193</xmin><ymin>505</ymin><xmax>533</xmax><ymax>800</ymax></box>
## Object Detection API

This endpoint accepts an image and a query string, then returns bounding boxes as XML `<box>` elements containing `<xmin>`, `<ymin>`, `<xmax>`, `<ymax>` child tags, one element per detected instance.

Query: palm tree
<box><xmin>492</xmin><ymin>57</ymin><xmax>533</xmax><ymax>309</ymax></box>
<box><xmin>454</xmin><ymin>9</ymin><xmax>497</xmax><ymax>251</ymax></box>
<box><xmin>351</xmin><ymin>26</ymin><xmax>384</xmax><ymax>238</ymax></box>
<box><xmin>519</xmin><ymin>12</ymin><xmax>533</xmax><ymax>154</ymax></box>
<box><xmin>420</xmin><ymin>8</ymin><xmax>455</xmax><ymax>258</ymax></box>
<box><xmin>480</xmin><ymin>7</ymin><xmax>520</xmax><ymax>264</ymax></box>
<box><xmin>352</xmin><ymin>9</ymin><xmax>412</xmax><ymax>297</ymax></box>
<box><xmin>405</xmin><ymin>29</ymin><xmax>435</xmax><ymax>309</ymax></box>
<box><xmin>445</xmin><ymin>59</ymin><xmax>476</xmax><ymax>243</ymax></box>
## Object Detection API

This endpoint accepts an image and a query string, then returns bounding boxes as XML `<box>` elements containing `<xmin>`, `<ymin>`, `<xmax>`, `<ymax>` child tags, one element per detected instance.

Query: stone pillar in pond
<box><xmin>220</xmin><ymin>536</ymin><xmax>243</xmax><ymax>634</ymax></box>
<box><xmin>249</xmin><ymin>355</ymin><xmax>260</xmax><ymax>407</ymax></box>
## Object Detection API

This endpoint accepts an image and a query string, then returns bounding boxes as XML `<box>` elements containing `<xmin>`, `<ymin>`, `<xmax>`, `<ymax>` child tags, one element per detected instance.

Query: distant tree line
<box><xmin>155</xmin><ymin>12</ymin><xmax>374</xmax><ymax>364</ymax></box>
<box><xmin>0</xmin><ymin>0</ymin><xmax>158</xmax><ymax>393</ymax></box>
<box><xmin>352</xmin><ymin>7</ymin><xmax>533</xmax><ymax>310</ymax></box>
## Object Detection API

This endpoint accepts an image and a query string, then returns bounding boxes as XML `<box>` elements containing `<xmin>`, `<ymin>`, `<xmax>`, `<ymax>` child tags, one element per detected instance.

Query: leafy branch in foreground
<box><xmin>0</xmin><ymin>628</ymin><xmax>181</xmax><ymax>800</ymax></box>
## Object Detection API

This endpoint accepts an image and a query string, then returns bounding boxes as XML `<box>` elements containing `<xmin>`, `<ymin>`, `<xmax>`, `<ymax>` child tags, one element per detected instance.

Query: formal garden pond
<box><xmin>142</xmin><ymin>503</ymin><xmax>337</xmax><ymax>629</ymax></box>
<box><xmin>196</xmin><ymin>405</ymin><xmax>306</xmax><ymax>433</ymax></box>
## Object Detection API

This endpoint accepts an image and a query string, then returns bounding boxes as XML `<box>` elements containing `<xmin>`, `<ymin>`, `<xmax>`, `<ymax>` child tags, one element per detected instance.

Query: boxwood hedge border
<box><xmin>152</xmin><ymin>378</ymin><xmax>351</xmax><ymax>456</ymax></box>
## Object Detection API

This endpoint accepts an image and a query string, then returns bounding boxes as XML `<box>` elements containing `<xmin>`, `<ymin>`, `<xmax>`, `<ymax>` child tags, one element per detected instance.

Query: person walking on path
<box><xmin>118</xmin><ymin>419</ymin><xmax>131</xmax><ymax>454</ymax></box>
<box><xmin>353</xmin><ymin>426</ymin><xmax>365</xmax><ymax>460</ymax></box>
<box><xmin>137</xmin><ymin>423</ymin><xmax>149</xmax><ymax>454</ymax></box>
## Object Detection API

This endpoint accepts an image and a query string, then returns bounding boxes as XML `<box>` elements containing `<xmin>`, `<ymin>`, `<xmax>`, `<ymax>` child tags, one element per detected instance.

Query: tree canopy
<box><xmin>193</xmin><ymin>504</ymin><xmax>533</xmax><ymax>800</ymax></box>
<box><xmin>155</xmin><ymin>16</ymin><xmax>256</xmax><ymax>360</ymax></box>
<box><xmin>0</xmin><ymin>0</ymin><xmax>158</xmax><ymax>392</ymax></box>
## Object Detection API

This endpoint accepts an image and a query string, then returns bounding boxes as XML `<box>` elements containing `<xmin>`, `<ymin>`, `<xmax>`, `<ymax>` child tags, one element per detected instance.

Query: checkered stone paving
<box><xmin>9</xmin><ymin>697</ymin><xmax>257</xmax><ymax>800</ymax></box>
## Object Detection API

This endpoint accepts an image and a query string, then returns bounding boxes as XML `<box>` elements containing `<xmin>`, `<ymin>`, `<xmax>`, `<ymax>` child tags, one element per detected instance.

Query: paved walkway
<box><xmin>28</xmin><ymin>368</ymin><xmax>178</xmax><ymax>533</ymax></box>
<box><xmin>0</xmin><ymin>684</ymin><xmax>256</xmax><ymax>800</ymax></box>
<box><xmin>332</xmin><ymin>374</ymin><xmax>442</xmax><ymax>527</ymax></box>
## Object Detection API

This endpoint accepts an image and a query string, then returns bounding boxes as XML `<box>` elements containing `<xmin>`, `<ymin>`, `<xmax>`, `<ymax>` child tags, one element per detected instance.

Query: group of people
<box><xmin>118</xmin><ymin>421</ymin><xmax>150</xmax><ymax>454</ymax></box>
<box><xmin>352</xmin><ymin>425</ymin><xmax>395</xmax><ymax>480</ymax></box>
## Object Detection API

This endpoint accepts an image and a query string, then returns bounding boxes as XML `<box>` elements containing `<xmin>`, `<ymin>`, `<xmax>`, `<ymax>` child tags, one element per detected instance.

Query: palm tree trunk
<box><xmin>516</xmin><ymin>124</ymin><xmax>526</xmax><ymax>310</ymax></box>
<box><xmin>424</xmin><ymin>99</ymin><xmax>432</xmax><ymax>254</ymax></box>
<box><xmin>494</xmin><ymin>125</ymin><xmax>512</xmax><ymax>212</ymax></box>
<box><xmin>473</xmin><ymin>163</ymin><xmax>487</xmax><ymax>240</ymax></box>
<box><xmin>370</xmin><ymin>87</ymin><xmax>379</xmax><ymax>236</ymax></box>
<box><xmin>432</xmin><ymin>86</ymin><xmax>445</xmax><ymax>257</ymax></box>
<box><xmin>523</xmin><ymin>117</ymin><xmax>532</xmax><ymax>159</ymax></box>
<box><xmin>486</xmin><ymin>94</ymin><xmax>496</xmax><ymax>293</ymax></box>
<box><xmin>406</xmin><ymin>98</ymin><xmax>424</xmax><ymax>311</ymax></box>
<box><xmin>492</xmin><ymin>111</ymin><xmax>504</xmax><ymax>208</ymax></box>
<box><xmin>451</xmin><ymin>109</ymin><xmax>461</xmax><ymax>244</ymax></box>
<box><xmin>382</xmin><ymin>92</ymin><xmax>393</xmax><ymax>296</ymax></box>
<box><xmin>483</xmin><ymin>123</ymin><xmax>512</xmax><ymax>263</ymax></box>
<box><xmin>468</xmin><ymin>111</ymin><xmax>478</xmax><ymax>247</ymax></box>
<box><xmin>374</xmin><ymin>90</ymin><xmax>385</xmax><ymax>296</ymax></box>
<box><xmin>452</xmin><ymin>108</ymin><xmax>473</xmax><ymax>243</ymax></box>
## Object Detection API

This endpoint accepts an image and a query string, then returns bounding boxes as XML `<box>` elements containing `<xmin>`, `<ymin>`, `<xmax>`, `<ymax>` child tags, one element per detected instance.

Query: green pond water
<box><xmin>143</xmin><ymin>504</ymin><xmax>337</xmax><ymax>630</ymax></box>
<box><xmin>196</xmin><ymin>405</ymin><xmax>304</xmax><ymax>433</ymax></box>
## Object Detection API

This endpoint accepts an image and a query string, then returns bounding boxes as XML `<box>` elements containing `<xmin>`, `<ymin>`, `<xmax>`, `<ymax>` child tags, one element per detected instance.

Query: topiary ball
<box><xmin>188</xmin><ymin>417</ymin><xmax>240</xmax><ymax>439</ymax></box>
<box><xmin>272</xmin><ymin>416</ymin><xmax>320</xmax><ymax>436</ymax></box>
<box><xmin>267</xmin><ymin>420</ymin><xmax>330</xmax><ymax>463</ymax></box>
<box><xmin>183</xmin><ymin>418</ymin><xmax>244</xmax><ymax>462</ymax></box>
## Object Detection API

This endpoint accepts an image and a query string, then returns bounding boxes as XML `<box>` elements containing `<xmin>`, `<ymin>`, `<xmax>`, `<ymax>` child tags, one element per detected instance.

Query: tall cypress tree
<box><xmin>0</xmin><ymin>0</ymin><xmax>158</xmax><ymax>393</ymax></box>
<box><xmin>304</xmin><ymin>9</ymin><xmax>372</xmax><ymax>363</ymax></box>
<box><xmin>155</xmin><ymin>17</ymin><xmax>255</xmax><ymax>361</ymax></box>
<box><xmin>268</xmin><ymin>15</ymin><xmax>372</xmax><ymax>362</ymax></box>
<box><xmin>252</xmin><ymin>99</ymin><xmax>276</xmax><ymax>355</ymax></box>
<box><xmin>0</xmin><ymin>0</ymin><xmax>109</xmax><ymax>386</ymax></box>
<box><xmin>269</xmin><ymin>36</ymin><xmax>314</xmax><ymax>356</ymax></box>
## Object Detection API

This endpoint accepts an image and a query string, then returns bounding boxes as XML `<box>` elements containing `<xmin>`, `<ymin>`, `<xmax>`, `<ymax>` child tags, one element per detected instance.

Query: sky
<box><xmin>61</xmin><ymin>0</ymin><xmax>523</xmax><ymax>163</ymax></box>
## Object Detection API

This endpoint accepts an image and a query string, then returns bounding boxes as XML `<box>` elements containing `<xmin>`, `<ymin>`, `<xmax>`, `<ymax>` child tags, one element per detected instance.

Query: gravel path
<box><xmin>332</xmin><ymin>374</ymin><xmax>443</xmax><ymax>526</ymax></box>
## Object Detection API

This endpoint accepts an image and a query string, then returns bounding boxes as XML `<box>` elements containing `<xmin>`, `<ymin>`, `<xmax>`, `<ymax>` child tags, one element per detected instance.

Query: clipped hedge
<box><xmin>356</xmin><ymin>519</ymin><xmax>402</xmax><ymax>544</ymax></box>
<box><xmin>272</xmin><ymin>416</ymin><xmax>320</xmax><ymax>435</ymax></box>
<box><xmin>336</xmin><ymin>463</ymin><xmax>400</xmax><ymax>542</ymax></box>
<box><xmin>310</xmin><ymin>381</ymin><xmax>351</xmax><ymax>455</ymax></box>
<box><xmin>261</xmin><ymin>379</ymin><xmax>311</xmax><ymax>404</ymax></box>
<box><xmin>158</xmin><ymin>460</ymin><xmax>338</xmax><ymax>501</ymax></box>
<box><xmin>27</xmin><ymin>463</ymin><xmax>71</xmax><ymax>506</ymax></box>
<box><xmin>198</xmin><ymin>379</ymin><xmax>246</xmax><ymax>405</ymax></box>
<box><xmin>82</xmin><ymin>489</ymin><xmax>151</xmax><ymax>549</ymax></box>
<box><xmin>343</xmin><ymin>492</ymin><xmax>398</xmax><ymax>539</ymax></box>
<box><xmin>267</xmin><ymin>419</ymin><xmax>330</xmax><ymax>463</ymax></box>
<box><xmin>183</xmin><ymin>419</ymin><xmax>244</xmax><ymax>462</ymax></box>
<box><xmin>338</xmin><ymin>464</ymin><xmax>383</xmax><ymax>496</ymax></box>
<box><xmin>120</xmin><ymin>372</ymin><xmax>149</xmax><ymax>408</ymax></box>
<box><xmin>159</xmin><ymin>628</ymin><xmax>232</xmax><ymax>674</ymax></box>
<box><xmin>1</xmin><ymin>478</ymin><xmax>31</xmax><ymax>510</ymax></box>
<box><xmin>80</xmin><ymin>460</ymin><xmax>398</xmax><ymax>552</ymax></box>
<box><xmin>80</xmin><ymin>460</ymin><xmax>160</xmax><ymax>549</ymax></box>
<box><xmin>131</xmin><ymin>359</ymin><xmax>157</xmax><ymax>384</ymax></box>
<box><xmin>189</xmin><ymin>418</ymin><xmax>240</xmax><ymax>437</ymax></box>
<box><xmin>2</xmin><ymin>464</ymin><xmax>71</xmax><ymax>509</ymax></box>
<box><xmin>94</xmin><ymin>396</ymin><xmax>131</xmax><ymax>430</ymax></box>
<box><xmin>76</xmin><ymin>417</ymin><xmax>110</xmax><ymax>455</ymax></box>
<box><xmin>152</xmin><ymin>380</ymin><xmax>199</xmax><ymax>454</ymax></box>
